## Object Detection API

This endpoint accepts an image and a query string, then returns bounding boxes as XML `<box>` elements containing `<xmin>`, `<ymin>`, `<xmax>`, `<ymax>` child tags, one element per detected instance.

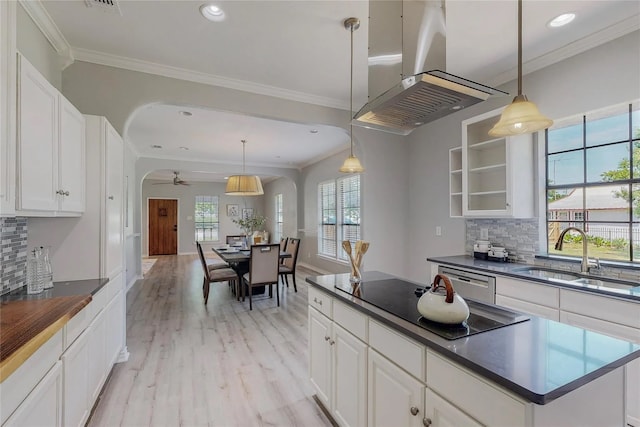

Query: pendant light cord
<box><xmin>517</xmin><ymin>0</ymin><xmax>522</xmax><ymax>96</ymax></box>
<box><xmin>241</xmin><ymin>139</ymin><xmax>246</xmax><ymax>173</ymax></box>
<box><xmin>349</xmin><ymin>23</ymin><xmax>354</xmax><ymax>157</ymax></box>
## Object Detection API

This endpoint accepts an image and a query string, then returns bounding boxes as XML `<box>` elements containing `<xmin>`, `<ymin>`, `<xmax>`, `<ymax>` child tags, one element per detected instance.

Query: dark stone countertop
<box><xmin>306</xmin><ymin>271</ymin><xmax>640</xmax><ymax>405</ymax></box>
<box><xmin>1</xmin><ymin>278</ymin><xmax>109</xmax><ymax>302</ymax></box>
<box><xmin>427</xmin><ymin>255</ymin><xmax>640</xmax><ymax>301</ymax></box>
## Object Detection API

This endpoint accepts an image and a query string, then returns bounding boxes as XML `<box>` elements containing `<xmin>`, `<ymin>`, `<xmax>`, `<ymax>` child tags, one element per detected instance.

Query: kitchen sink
<box><xmin>513</xmin><ymin>266</ymin><xmax>582</xmax><ymax>281</ymax></box>
<box><xmin>514</xmin><ymin>267</ymin><xmax>638</xmax><ymax>291</ymax></box>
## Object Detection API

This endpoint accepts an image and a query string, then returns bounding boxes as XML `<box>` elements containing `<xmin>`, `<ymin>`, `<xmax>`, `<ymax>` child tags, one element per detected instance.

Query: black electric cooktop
<box><xmin>336</xmin><ymin>278</ymin><xmax>529</xmax><ymax>340</ymax></box>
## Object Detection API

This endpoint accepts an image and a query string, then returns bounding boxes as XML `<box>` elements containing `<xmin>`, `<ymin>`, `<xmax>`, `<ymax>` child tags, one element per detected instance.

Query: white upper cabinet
<box><xmin>461</xmin><ymin>108</ymin><xmax>534</xmax><ymax>218</ymax></box>
<box><xmin>0</xmin><ymin>1</ymin><xmax>16</xmax><ymax>216</ymax></box>
<box><xmin>16</xmin><ymin>53</ymin><xmax>85</xmax><ymax>216</ymax></box>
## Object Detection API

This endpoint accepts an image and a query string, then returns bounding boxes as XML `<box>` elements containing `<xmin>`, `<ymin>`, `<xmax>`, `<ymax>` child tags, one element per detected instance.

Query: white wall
<box><xmin>140</xmin><ymin>179</ymin><xmax>266</xmax><ymax>256</ymax></box>
<box><xmin>263</xmin><ymin>177</ymin><xmax>298</xmax><ymax>241</ymax></box>
<box><xmin>405</xmin><ymin>30</ymin><xmax>640</xmax><ymax>282</ymax></box>
<box><xmin>16</xmin><ymin>4</ymin><xmax>61</xmax><ymax>90</ymax></box>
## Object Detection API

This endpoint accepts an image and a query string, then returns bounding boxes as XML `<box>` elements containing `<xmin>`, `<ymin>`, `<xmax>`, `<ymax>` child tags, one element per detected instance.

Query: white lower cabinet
<box><xmin>368</xmin><ymin>349</ymin><xmax>424</xmax><ymax>427</ymax></box>
<box><xmin>333</xmin><ymin>324</ymin><xmax>367</xmax><ymax>427</ymax></box>
<box><xmin>61</xmin><ymin>329</ymin><xmax>90</xmax><ymax>427</ymax></box>
<box><xmin>309</xmin><ymin>306</ymin><xmax>332</xmax><ymax>409</ymax></box>
<box><xmin>425</xmin><ymin>388</ymin><xmax>482</xmax><ymax>427</ymax></box>
<box><xmin>4</xmin><ymin>361</ymin><xmax>62</xmax><ymax>427</ymax></box>
<box><xmin>88</xmin><ymin>301</ymin><xmax>108</xmax><ymax>404</ymax></box>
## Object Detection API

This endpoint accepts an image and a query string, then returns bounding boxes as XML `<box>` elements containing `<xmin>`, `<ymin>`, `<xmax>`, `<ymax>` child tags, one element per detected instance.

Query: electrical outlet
<box><xmin>480</xmin><ymin>228</ymin><xmax>489</xmax><ymax>240</ymax></box>
<box><xmin>435</xmin><ymin>226</ymin><xmax>442</xmax><ymax>236</ymax></box>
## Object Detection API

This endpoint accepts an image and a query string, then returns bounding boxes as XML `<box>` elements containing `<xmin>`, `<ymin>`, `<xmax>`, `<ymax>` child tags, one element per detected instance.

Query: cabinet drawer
<box><xmin>369</xmin><ymin>320</ymin><xmax>424</xmax><ymax>381</ymax></box>
<box><xmin>496</xmin><ymin>276</ymin><xmax>559</xmax><ymax>308</ymax></box>
<box><xmin>308</xmin><ymin>287</ymin><xmax>332</xmax><ymax>318</ymax></box>
<box><xmin>333</xmin><ymin>300</ymin><xmax>367</xmax><ymax>343</ymax></box>
<box><xmin>64</xmin><ymin>303</ymin><xmax>91</xmax><ymax>349</ymax></box>
<box><xmin>559</xmin><ymin>311</ymin><xmax>640</xmax><ymax>343</ymax></box>
<box><xmin>0</xmin><ymin>329</ymin><xmax>63</xmax><ymax>425</ymax></box>
<box><xmin>495</xmin><ymin>295</ymin><xmax>560</xmax><ymax>321</ymax></box>
<box><xmin>89</xmin><ymin>285</ymin><xmax>109</xmax><ymax>319</ymax></box>
<box><xmin>426</xmin><ymin>350</ymin><xmax>526</xmax><ymax>426</ymax></box>
<box><xmin>560</xmin><ymin>290</ymin><xmax>640</xmax><ymax>329</ymax></box>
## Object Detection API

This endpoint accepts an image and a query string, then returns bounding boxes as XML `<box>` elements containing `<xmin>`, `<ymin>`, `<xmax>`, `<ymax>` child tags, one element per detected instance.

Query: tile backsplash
<box><xmin>1</xmin><ymin>217</ymin><xmax>27</xmax><ymax>295</ymax></box>
<box><xmin>466</xmin><ymin>218</ymin><xmax>539</xmax><ymax>261</ymax></box>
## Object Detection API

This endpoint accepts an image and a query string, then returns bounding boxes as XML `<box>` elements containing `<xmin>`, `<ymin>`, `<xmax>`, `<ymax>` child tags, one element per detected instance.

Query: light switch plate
<box><xmin>480</xmin><ymin>228</ymin><xmax>489</xmax><ymax>240</ymax></box>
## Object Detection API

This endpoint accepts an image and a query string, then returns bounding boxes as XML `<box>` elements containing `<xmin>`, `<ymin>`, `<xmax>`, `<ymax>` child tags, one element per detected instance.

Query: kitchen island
<box><xmin>306</xmin><ymin>271</ymin><xmax>640</xmax><ymax>427</ymax></box>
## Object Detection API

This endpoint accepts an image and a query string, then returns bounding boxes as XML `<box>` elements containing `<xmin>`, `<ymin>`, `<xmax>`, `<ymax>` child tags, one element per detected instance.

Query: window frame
<box><xmin>274</xmin><ymin>193</ymin><xmax>283</xmax><ymax>243</ymax></box>
<box><xmin>318</xmin><ymin>175</ymin><xmax>362</xmax><ymax>262</ymax></box>
<box><xmin>194</xmin><ymin>195</ymin><xmax>220</xmax><ymax>242</ymax></box>
<box><xmin>545</xmin><ymin>101</ymin><xmax>639</xmax><ymax>264</ymax></box>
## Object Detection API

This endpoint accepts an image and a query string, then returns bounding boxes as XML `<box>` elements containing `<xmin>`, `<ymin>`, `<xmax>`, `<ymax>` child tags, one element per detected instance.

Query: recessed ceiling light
<box><xmin>200</xmin><ymin>4</ymin><xmax>225</xmax><ymax>22</ymax></box>
<box><xmin>548</xmin><ymin>13</ymin><xmax>575</xmax><ymax>28</ymax></box>
<box><xmin>180</xmin><ymin>146</ymin><xmax>189</xmax><ymax>150</ymax></box>
<box><xmin>224</xmin><ymin>176</ymin><xmax>229</xmax><ymax>180</ymax></box>
<box><xmin>179</xmin><ymin>110</ymin><xmax>192</xmax><ymax>117</ymax></box>
<box><xmin>151</xmin><ymin>144</ymin><xmax>162</xmax><ymax>149</ymax></box>
<box><xmin>310</xmin><ymin>129</ymin><xmax>319</xmax><ymax>134</ymax></box>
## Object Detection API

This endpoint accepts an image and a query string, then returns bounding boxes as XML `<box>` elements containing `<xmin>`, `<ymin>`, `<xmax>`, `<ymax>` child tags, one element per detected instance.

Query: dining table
<box><xmin>212</xmin><ymin>246</ymin><xmax>291</xmax><ymax>297</ymax></box>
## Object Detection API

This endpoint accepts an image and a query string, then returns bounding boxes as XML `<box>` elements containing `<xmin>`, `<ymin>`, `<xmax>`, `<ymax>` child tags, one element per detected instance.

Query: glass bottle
<box><xmin>26</xmin><ymin>248</ymin><xmax>44</xmax><ymax>294</ymax></box>
<box><xmin>40</xmin><ymin>246</ymin><xmax>54</xmax><ymax>289</ymax></box>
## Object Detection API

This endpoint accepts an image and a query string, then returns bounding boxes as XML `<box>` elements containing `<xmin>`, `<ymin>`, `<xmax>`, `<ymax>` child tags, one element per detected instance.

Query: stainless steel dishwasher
<box><xmin>437</xmin><ymin>265</ymin><xmax>496</xmax><ymax>303</ymax></box>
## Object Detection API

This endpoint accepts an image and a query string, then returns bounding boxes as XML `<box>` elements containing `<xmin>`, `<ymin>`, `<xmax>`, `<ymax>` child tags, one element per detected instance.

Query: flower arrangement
<box><xmin>232</xmin><ymin>213</ymin><xmax>267</xmax><ymax>236</ymax></box>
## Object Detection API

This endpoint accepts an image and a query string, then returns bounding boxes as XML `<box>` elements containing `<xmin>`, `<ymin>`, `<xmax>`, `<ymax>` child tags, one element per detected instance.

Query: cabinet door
<box><xmin>309</xmin><ymin>306</ymin><xmax>333</xmax><ymax>410</ymax></box>
<box><xmin>368</xmin><ymin>349</ymin><xmax>424</xmax><ymax>427</ymax></box>
<box><xmin>4</xmin><ymin>361</ymin><xmax>62</xmax><ymax>427</ymax></box>
<box><xmin>61</xmin><ymin>329</ymin><xmax>90</xmax><ymax>427</ymax></box>
<box><xmin>333</xmin><ymin>324</ymin><xmax>367</xmax><ymax>427</ymax></box>
<box><xmin>424</xmin><ymin>388</ymin><xmax>482</xmax><ymax>427</ymax></box>
<box><xmin>58</xmin><ymin>96</ymin><xmax>85</xmax><ymax>213</ymax></box>
<box><xmin>17</xmin><ymin>54</ymin><xmax>58</xmax><ymax>211</ymax></box>
<box><xmin>0</xmin><ymin>1</ymin><xmax>16</xmax><ymax>216</ymax></box>
<box><xmin>88</xmin><ymin>307</ymin><xmax>107</xmax><ymax>404</ymax></box>
<box><xmin>104</xmin><ymin>122</ymin><xmax>123</xmax><ymax>278</ymax></box>
<box><xmin>105</xmin><ymin>285</ymin><xmax>124</xmax><ymax>368</ymax></box>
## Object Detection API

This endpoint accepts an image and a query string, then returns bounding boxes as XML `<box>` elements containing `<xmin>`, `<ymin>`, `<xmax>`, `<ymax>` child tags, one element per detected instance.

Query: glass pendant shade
<box><xmin>339</xmin><ymin>155</ymin><xmax>364</xmax><ymax>173</ymax></box>
<box><xmin>225</xmin><ymin>175</ymin><xmax>264</xmax><ymax>196</ymax></box>
<box><xmin>488</xmin><ymin>95</ymin><xmax>554</xmax><ymax>137</ymax></box>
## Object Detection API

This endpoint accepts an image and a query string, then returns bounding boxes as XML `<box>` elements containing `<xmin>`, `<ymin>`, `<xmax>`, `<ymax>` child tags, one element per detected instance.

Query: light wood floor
<box><xmin>88</xmin><ymin>255</ymin><xmax>332</xmax><ymax>427</ymax></box>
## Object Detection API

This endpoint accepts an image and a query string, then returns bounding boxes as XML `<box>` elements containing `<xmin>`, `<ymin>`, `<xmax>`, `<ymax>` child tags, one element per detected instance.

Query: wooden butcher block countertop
<box><xmin>0</xmin><ymin>295</ymin><xmax>91</xmax><ymax>382</ymax></box>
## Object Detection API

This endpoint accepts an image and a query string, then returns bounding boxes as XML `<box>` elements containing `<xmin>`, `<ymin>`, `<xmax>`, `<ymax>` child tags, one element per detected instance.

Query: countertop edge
<box><xmin>306</xmin><ymin>274</ymin><xmax>640</xmax><ymax>405</ymax></box>
<box><xmin>0</xmin><ymin>295</ymin><xmax>91</xmax><ymax>382</ymax></box>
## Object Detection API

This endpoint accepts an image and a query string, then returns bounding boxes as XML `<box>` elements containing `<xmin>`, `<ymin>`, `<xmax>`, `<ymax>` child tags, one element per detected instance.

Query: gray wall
<box><xmin>263</xmin><ymin>177</ymin><xmax>298</xmax><ymax>241</ymax></box>
<box><xmin>141</xmin><ymin>179</ymin><xmax>266</xmax><ymax>256</ymax></box>
<box><xmin>405</xmin><ymin>30</ymin><xmax>640</xmax><ymax>282</ymax></box>
<box><xmin>16</xmin><ymin>4</ymin><xmax>61</xmax><ymax>90</ymax></box>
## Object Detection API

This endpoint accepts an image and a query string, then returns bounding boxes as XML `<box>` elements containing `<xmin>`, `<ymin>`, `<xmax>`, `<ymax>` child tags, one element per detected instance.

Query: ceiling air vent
<box><xmin>84</xmin><ymin>0</ymin><xmax>122</xmax><ymax>15</ymax></box>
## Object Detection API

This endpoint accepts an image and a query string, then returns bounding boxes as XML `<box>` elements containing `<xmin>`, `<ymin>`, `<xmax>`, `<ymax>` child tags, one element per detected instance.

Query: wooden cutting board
<box><xmin>0</xmin><ymin>295</ymin><xmax>91</xmax><ymax>382</ymax></box>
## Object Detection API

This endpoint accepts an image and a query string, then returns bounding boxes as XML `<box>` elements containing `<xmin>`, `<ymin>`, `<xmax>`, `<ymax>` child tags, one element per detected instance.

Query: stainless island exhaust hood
<box><xmin>354</xmin><ymin>1</ymin><xmax>507</xmax><ymax>135</ymax></box>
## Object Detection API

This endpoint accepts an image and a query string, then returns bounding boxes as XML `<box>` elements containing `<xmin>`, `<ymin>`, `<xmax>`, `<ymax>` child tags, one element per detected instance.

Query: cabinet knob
<box><xmin>63</xmin><ymin>190</ymin><xmax>70</xmax><ymax>196</ymax></box>
<box><xmin>324</xmin><ymin>336</ymin><xmax>330</xmax><ymax>341</ymax></box>
<box><xmin>313</xmin><ymin>297</ymin><xmax>322</xmax><ymax>306</ymax></box>
<box><xmin>329</xmin><ymin>340</ymin><xmax>335</xmax><ymax>345</ymax></box>
<box><xmin>410</xmin><ymin>407</ymin><xmax>419</xmax><ymax>416</ymax></box>
<box><xmin>108</xmin><ymin>195</ymin><xmax>114</xmax><ymax>200</ymax></box>
<box><xmin>56</xmin><ymin>189</ymin><xmax>64</xmax><ymax>195</ymax></box>
<box><xmin>423</xmin><ymin>417</ymin><xmax>432</xmax><ymax>426</ymax></box>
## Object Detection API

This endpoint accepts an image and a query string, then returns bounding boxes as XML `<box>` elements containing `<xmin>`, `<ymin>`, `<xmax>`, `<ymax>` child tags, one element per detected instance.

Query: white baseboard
<box><xmin>116</xmin><ymin>346</ymin><xmax>130</xmax><ymax>363</ymax></box>
<box><xmin>126</xmin><ymin>275</ymin><xmax>142</xmax><ymax>292</ymax></box>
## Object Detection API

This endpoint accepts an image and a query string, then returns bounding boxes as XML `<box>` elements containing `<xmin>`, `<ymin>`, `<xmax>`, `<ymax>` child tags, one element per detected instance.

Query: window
<box><xmin>546</xmin><ymin>101</ymin><xmax>639</xmax><ymax>263</ymax></box>
<box><xmin>195</xmin><ymin>196</ymin><xmax>219</xmax><ymax>242</ymax></box>
<box><xmin>274</xmin><ymin>193</ymin><xmax>283</xmax><ymax>243</ymax></box>
<box><xmin>318</xmin><ymin>175</ymin><xmax>361</xmax><ymax>261</ymax></box>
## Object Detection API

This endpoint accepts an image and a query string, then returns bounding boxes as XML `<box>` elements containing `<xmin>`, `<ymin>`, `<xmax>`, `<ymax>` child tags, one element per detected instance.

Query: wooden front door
<box><xmin>149</xmin><ymin>199</ymin><xmax>178</xmax><ymax>255</ymax></box>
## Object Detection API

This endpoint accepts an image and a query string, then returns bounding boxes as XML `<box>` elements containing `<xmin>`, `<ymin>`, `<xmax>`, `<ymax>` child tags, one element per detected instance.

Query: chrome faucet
<box><xmin>554</xmin><ymin>227</ymin><xmax>599</xmax><ymax>273</ymax></box>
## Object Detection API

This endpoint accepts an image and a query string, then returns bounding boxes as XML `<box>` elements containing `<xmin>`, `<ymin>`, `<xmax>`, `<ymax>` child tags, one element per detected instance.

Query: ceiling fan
<box><xmin>153</xmin><ymin>171</ymin><xmax>190</xmax><ymax>186</ymax></box>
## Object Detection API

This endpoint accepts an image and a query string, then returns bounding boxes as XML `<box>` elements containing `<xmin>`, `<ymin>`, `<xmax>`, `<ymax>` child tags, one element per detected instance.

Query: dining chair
<box><xmin>196</xmin><ymin>241</ymin><xmax>239</xmax><ymax>304</ymax></box>
<box><xmin>279</xmin><ymin>237</ymin><xmax>300</xmax><ymax>292</ymax></box>
<box><xmin>242</xmin><ymin>243</ymin><xmax>280</xmax><ymax>310</ymax></box>
<box><xmin>195</xmin><ymin>241</ymin><xmax>229</xmax><ymax>270</ymax></box>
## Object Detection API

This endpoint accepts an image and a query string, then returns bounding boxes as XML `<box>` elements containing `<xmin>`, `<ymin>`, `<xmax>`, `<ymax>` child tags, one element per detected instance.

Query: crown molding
<box><xmin>18</xmin><ymin>0</ymin><xmax>74</xmax><ymax>69</ymax></box>
<box><xmin>488</xmin><ymin>14</ymin><xmax>640</xmax><ymax>87</ymax></box>
<box><xmin>71</xmin><ymin>47</ymin><xmax>349</xmax><ymax>110</ymax></box>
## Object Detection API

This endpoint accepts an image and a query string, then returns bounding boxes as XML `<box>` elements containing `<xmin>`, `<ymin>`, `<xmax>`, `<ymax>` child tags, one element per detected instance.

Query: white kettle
<box><xmin>417</xmin><ymin>274</ymin><xmax>470</xmax><ymax>324</ymax></box>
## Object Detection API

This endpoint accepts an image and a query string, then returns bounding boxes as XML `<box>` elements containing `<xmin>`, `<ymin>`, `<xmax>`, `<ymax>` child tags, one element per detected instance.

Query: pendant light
<box><xmin>225</xmin><ymin>139</ymin><xmax>264</xmax><ymax>196</ymax></box>
<box><xmin>339</xmin><ymin>17</ymin><xmax>364</xmax><ymax>174</ymax></box>
<box><xmin>489</xmin><ymin>0</ymin><xmax>553</xmax><ymax>137</ymax></box>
